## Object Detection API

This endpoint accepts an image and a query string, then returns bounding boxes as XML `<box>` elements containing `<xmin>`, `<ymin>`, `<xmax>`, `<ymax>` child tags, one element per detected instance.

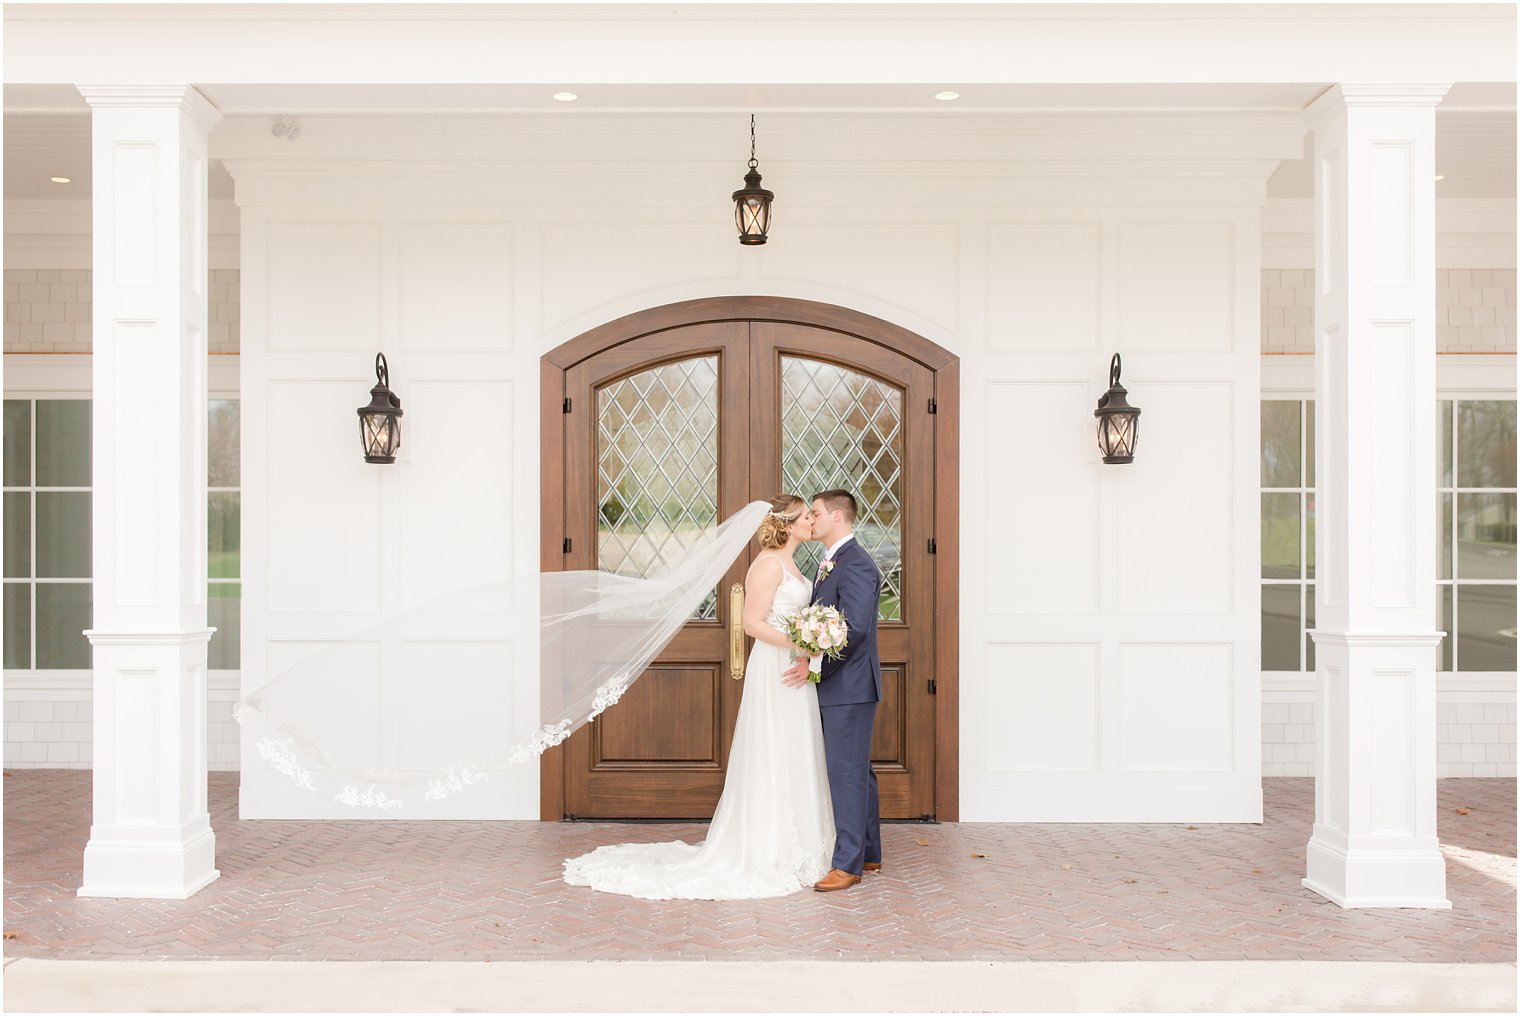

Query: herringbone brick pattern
<box><xmin>3</xmin><ymin>772</ymin><xmax>1513</xmax><ymax>962</ymax></box>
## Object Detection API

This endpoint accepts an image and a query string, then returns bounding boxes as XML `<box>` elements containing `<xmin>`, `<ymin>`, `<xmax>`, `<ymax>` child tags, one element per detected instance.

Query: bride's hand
<box><xmin>781</xmin><ymin>660</ymin><xmax>811</xmax><ymax>688</ymax></box>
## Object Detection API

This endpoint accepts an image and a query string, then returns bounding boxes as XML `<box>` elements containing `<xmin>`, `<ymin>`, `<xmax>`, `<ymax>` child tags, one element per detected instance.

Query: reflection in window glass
<box><xmin>35</xmin><ymin>492</ymin><xmax>90</xmax><ymax>578</ymax></box>
<box><xmin>208</xmin><ymin>584</ymin><xmax>242</xmax><ymax>670</ymax></box>
<box><xmin>1261</xmin><ymin>493</ymin><xmax>1300</xmax><ymax>580</ymax></box>
<box><xmin>4</xmin><ymin>399</ymin><xmax>94</xmax><ymax>671</ymax></box>
<box><xmin>1439</xmin><ymin>399</ymin><xmax>1517</xmax><ymax>672</ymax></box>
<box><xmin>4</xmin><ymin>584</ymin><xmax>29</xmax><ymax>669</ymax></box>
<box><xmin>1260</xmin><ymin>401</ymin><xmax>1301</xmax><ymax>488</ymax></box>
<box><xmin>35</xmin><ymin>582</ymin><xmax>90</xmax><ymax>669</ymax></box>
<box><xmin>4</xmin><ymin>401</ymin><xmax>31</xmax><ymax>487</ymax></box>
<box><xmin>209</xmin><ymin>400</ymin><xmax>241</xmax><ymax>488</ymax></box>
<box><xmin>1457</xmin><ymin>585</ymin><xmax>1517</xmax><ymax>672</ymax></box>
<box><xmin>1261</xmin><ymin>400</ymin><xmax>1315</xmax><ymax>672</ymax></box>
<box><xmin>1458</xmin><ymin>401</ymin><xmax>1518</xmax><ymax>489</ymax></box>
<box><xmin>1262</xmin><ymin>584</ymin><xmax>1300</xmax><ymax>671</ymax></box>
<box><xmin>208</xmin><ymin>399</ymin><xmax>243</xmax><ymax>669</ymax></box>
<box><xmin>35</xmin><ymin>400</ymin><xmax>90</xmax><ymax>488</ymax></box>
<box><xmin>4</xmin><ymin>491</ymin><xmax>31</xmax><ymax>579</ymax></box>
<box><xmin>209</xmin><ymin>492</ymin><xmax>241</xmax><ymax>579</ymax></box>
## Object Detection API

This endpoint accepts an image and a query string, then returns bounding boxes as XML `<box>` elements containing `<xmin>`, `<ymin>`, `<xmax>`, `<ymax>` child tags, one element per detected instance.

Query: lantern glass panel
<box><xmin>1098</xmin><ymin>414</ymin><xmax>1136</xmax><ymax>460</ymax></box>
<box><xmin>362</xmin><ymin>414</ymin><xmax>399</xmax><ymax>459</ymax></box>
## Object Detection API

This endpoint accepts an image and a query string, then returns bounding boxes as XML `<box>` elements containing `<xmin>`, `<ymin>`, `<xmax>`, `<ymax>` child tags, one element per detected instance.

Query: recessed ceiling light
<box><xmin>935</xmin><ymin>91</ymin><xmax>960</xmax><ymax>101</ymax></box>
<box><xmin>1434</xmin><ymin>174</ymin><xmax>1445</xmax><ymax>182</ymax></box>
<box><xmin>50</xmin><ymin>176</ymin><xmax>70</xmax><ymax>184</ymax></box>
<box><xmin>553</xmin><ymin>92</ymin><xmax>578</xmax><ymax>102</ymax></box>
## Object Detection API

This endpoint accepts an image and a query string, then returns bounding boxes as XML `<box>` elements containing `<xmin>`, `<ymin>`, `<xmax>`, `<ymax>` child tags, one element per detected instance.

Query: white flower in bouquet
<box><xmin>784</xmin><ymin>604</ymin><xmax>848</xmax><ymax>683</ymax></box>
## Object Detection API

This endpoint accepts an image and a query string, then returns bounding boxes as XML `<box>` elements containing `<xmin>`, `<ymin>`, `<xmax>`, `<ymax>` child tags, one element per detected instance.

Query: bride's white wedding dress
<box><xmin>562</xmin><ymin>571</ymin><xmax>835</xmax><ymax>899</ymax></box>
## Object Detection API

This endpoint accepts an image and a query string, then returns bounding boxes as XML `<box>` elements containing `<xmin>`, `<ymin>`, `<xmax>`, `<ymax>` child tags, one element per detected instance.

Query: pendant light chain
<box><xmin>732</xmin><ymin>112</ymin><xmax>774</xmax><ymax>245</ymax></box>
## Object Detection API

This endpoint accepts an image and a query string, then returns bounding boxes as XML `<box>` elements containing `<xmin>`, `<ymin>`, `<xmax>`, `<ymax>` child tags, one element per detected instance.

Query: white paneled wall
<box><xmin>969</xmin><ymin>206</ymin><xmax>1263</xmax><ymax>823</ymax></box>
<box><xmin>3</xmin><ymin>132</ymin><xmax>1514</xmax><ymax>815</ymax></box>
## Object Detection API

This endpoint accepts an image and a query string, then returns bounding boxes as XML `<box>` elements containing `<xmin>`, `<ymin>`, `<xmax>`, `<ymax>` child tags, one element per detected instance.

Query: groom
<box><xmin>782</xmin><ymin>489</ymin><xmax>882</xmax><ymax>892</ymax></box>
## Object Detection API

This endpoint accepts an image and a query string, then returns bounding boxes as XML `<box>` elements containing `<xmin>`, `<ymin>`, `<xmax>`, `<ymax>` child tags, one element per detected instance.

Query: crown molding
<box><xmin>76</xmin><ymin>85</ymin><xmax>223</xmax><ymax>132</ymax></box>
<box><xmin>1302</xmin><ymin>83</ymin><xmax>1454</xmax><ymax>130</ymax></box>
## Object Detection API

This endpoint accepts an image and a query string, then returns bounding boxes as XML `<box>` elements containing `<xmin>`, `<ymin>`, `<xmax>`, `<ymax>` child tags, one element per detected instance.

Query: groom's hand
<box><xmin>781</xmin><ymin>660</ymin><xmax>811</xmax><ymax>688</ymax></box>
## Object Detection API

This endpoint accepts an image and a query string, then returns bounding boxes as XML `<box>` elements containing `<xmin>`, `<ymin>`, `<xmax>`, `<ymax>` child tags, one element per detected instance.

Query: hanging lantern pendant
<box><xmin>732</xmin><ymin>113</ymin><xmax>774</xmax><ymax>245</ymax></box>
<box><xmin>1094</xmin><ymin>353</ymin><xmax>1141</xmax><ymax>464</ymax></box>
<box><xmin>357</xmin><ymin>352</ymin><xmax>404</xmax><ymax>464</ymax></box>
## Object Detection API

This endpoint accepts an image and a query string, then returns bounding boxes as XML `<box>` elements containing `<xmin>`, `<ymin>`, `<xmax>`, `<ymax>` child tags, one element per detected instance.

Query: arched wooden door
<box><xmin>541</xmin><ymin>298</ymin><xmax>959</xmax><ymax>821</ymax></box>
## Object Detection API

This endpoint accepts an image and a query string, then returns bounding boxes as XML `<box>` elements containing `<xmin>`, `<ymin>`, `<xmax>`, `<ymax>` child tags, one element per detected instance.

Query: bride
<box><xmin>562</xmin><ymin>494</ymin><xmax>836</xmax><ymax>900</ymax></box>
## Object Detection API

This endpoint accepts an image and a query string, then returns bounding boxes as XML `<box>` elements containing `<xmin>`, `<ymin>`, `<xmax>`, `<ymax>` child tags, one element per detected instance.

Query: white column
<box><xmin>1302</xmin><ymin>84</ymin><xmax>1450</xmax><ymax>909</ymax></box>
<box><xmin>77</xmin><ymin>86</ymin><xmax>222</xmax><ymax>899</ymax></box>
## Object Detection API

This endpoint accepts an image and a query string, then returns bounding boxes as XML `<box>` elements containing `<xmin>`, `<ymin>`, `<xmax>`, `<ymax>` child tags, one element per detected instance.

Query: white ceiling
<box><xmin>4</xmin><ymin>82</ymin><xmax>1515</xmax><ymax>201</ymax></box>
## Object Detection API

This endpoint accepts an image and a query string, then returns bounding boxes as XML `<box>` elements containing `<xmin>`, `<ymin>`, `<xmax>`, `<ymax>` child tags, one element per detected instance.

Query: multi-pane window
<box><xmin>3</xmin><ymin>399</ymin><xmax>93</xmax><ymax>669</ymax></box>
<box><xmin>1261</xmin><ymin>397</ymin><xmax>1517</xmax><ymax>674</ymax></box>
<box><xmin>208</xmin><ymin>399</ymin><xmax>241</xmax><ymax>669</ymax></box>
<box><xmin>1437</xmin><ymin>400</ymin><xmax>1516</xmax><ymax>672</ymax></box>
<box><xmin>1</xmin><ymin>397</ymin><xmax>241</xmax><ymax>671</ymax></box>
<box><xmin>1260</xmin><ymin>400</ymin><xmax>1316</xmax><ymax>672</ymax></box>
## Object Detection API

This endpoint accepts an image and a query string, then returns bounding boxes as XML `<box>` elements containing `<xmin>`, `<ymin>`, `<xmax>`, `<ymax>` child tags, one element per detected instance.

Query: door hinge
<box><xmin>928</xmin><ymin>397</ymin><xmax>937</xmax><ymax>414</ymax></box>
<box><xmin>563</xmin><ymin>537</ymin><xmax>572</xmax><ymax>553</ymax></box>
<box><xmin>927</xmin><ymin>538</ymin><xmax>937</xmax><ymax>554</ymax></box>
<box><xmin>563</xmin><ymin>397</ymin><xmax>572</xmax><ymax>413</ymax></box>
<box><xmin>928</xmin><ymin>678</ymin><xmax>937</xmax><ymax>695</ymax></box>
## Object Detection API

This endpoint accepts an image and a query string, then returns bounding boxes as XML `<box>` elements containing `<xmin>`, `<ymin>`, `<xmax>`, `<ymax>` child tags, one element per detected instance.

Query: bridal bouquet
<box><xmin>783</xmin><ymin>605</ymin><xmax>848</xmax><ymax>683</ymax></box>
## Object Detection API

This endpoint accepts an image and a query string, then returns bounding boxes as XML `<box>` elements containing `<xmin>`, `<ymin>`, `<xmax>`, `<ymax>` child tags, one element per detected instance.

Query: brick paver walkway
<box><xmin>3</xmin><ymin>772</ymin><xmax>1513</xmax><ymax>962</ymax></box>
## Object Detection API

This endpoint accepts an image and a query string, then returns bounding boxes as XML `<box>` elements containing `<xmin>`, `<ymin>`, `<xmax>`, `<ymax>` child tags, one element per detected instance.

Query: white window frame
<box><xmin>2</xmin><ymin>353</ymin><xmax>242</xmax><ymax>698</ymax></box>
<box><xmin>1262</xmin><ymin>352</ymin><xmax>1517</xmax><ymax>698</ymax></box>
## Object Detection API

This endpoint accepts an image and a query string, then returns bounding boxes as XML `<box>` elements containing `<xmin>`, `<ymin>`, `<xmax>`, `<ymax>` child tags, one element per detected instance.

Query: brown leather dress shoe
<box><xmin>863</xmin><ymin>861</ymin><xmax>882</xmax><ymax>873</ymax></box>
<box><xmin>813</xmin><ymin>868</ymin><xmax>862</xmax><ymax>892</ymax></box>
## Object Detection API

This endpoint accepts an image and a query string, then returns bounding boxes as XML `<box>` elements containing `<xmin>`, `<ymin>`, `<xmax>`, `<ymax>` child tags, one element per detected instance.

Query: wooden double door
<box><xmin>542</xmin><ymin>300</ymin><xmax>954</xmax><ymax>820</ymax></box>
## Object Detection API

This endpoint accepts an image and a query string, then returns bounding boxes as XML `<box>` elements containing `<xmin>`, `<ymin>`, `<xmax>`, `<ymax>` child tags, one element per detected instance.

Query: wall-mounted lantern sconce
<box><xmin>732</xmin><ymin>114</ymin><xmax>774</xmax><ymax>245</ymax></box>
<box><xmin>357</xmin><ymin>352</ymin><xmax>403</xmax><ymax>463</ymax></box>
<box><xmin>1094</xmin><ymin>353</ymin><xmax>1140</xmax><ymax>464</ymax></box>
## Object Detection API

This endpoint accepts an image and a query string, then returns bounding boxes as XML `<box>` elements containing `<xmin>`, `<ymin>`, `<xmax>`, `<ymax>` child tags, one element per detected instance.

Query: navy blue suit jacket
<box><xmin>811</xmin><ymin>538</ymin><xmax>883</xmax><ymax>706</ymax></box>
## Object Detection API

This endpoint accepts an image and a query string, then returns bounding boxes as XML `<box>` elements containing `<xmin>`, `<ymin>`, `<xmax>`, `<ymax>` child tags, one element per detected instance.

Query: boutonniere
<box><xmin>817</xmin><ymin>558</ymin><xmax>837</xmax><ymax>579</ymax></box>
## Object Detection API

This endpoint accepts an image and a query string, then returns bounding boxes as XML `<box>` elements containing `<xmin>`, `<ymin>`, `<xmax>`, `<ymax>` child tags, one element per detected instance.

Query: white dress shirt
<box><xmin>822</xmin><ymin>533</ymin><xmax>855</xmax><ymax>562</ymax></box>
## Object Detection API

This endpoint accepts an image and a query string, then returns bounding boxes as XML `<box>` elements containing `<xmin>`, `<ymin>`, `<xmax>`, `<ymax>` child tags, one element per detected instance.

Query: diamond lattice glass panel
<box><xmin>780</xmin><ymin>357</ymin><xmax>904</xmax><ymax>621</ymax></box>
<box><xmin>597</xmin><ymin>356</ymin><xmax>721</xmax><ymax>619</ymax></box>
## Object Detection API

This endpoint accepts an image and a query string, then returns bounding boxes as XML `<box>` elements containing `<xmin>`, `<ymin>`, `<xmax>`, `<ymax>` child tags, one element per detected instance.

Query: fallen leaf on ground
<box><xmin>970</xmin><ymin>852</ymin><xmax>988</xmax><ymax>859</ymax></box>
<box><xmin>2</xmin><ymin>931</ymin><xmax>17</xmax><ymax>940</ymax></box>
<box><xmin>1186</xmin><ymin>825</ymin><xmax>1199</xmax><ymax>830</ymax></box>
<box><xmin>1252</xmin><ymin>867</ymin><xmax>1263</xmax><ymax>873</ymax></box>
<box><xmin>1060</xmin><ymin>864</ymin><xmax>1072</xmax><ymax>871</ymax></box>
<box><xmin>1124</xmin><ymin>878</ymin><xmax>1138</xmax><ymax>884</ymax></box>
<box><xmin>915</xmin><ymin>840</ymin><xmax>930</xmax><ymax>846</ymax></box>
<box><xmin>1454</xmin><ymin>807</ymin><xmax>1472</xmax><ymax>815</ymax></box>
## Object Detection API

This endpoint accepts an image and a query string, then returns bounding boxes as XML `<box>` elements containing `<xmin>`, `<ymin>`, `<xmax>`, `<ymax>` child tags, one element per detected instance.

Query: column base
<box><xmin>78</xmin><ymin>821</ymin><xmax>219</xmax><ymax>900</ymax></box>
<box><xmin>1304</xmin><ymin>828</ymin><xmax>1451</xmax><ymax>909</ymax></box>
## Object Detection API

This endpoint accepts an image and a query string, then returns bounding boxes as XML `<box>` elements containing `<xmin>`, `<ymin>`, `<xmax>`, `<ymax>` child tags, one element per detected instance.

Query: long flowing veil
<box><xmin>236</xmin><ymin>499</ymin><xmax>773</xmax><ymax>810</ymax></box>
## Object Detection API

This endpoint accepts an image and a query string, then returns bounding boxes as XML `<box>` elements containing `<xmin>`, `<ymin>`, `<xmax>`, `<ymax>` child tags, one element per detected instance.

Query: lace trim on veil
<box><xmin>236</xmin><ymin>500</ymin><xmax>772</xmax><ymax>810</ymax></box>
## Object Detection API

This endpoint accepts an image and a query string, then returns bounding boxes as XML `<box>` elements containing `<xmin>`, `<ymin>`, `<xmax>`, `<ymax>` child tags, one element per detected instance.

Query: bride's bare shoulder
<box><xmin>744</xmin><ymin>553</ymin><xmax>785</xmax><ymax>589</ymax></box>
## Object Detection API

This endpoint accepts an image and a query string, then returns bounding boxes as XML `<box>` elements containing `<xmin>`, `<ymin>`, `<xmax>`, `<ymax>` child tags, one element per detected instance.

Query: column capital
<box><xmin>76</xmin><ymin>85</ymin><xmax>222</xmax><ymax>133</ymax></box>
<box><xmin>1301</xmin><ymin>83</ymin><xmax>1452</xmax><ymax>131</ymax></box>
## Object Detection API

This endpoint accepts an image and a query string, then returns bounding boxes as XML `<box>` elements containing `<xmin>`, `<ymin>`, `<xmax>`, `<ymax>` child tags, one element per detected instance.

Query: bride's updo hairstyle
<box><xmin>756</xmin><ymin>494</ymin><xmax>806</xmax><ymax>550</ymax></box>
